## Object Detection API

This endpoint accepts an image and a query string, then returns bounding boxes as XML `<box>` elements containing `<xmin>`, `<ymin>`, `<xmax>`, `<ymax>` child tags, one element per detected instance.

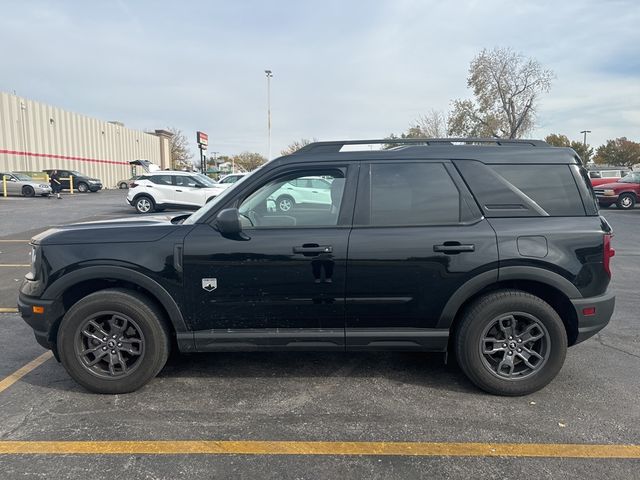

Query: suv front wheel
<box><xmin>57</xmin><ymin>289</ymin><xmax>170</xmax><ymax>394</ymax></box>
<box><xmin>455</xmin><ymin>290</ymin><xmax>567</xmax><ymax>396</ymax></box>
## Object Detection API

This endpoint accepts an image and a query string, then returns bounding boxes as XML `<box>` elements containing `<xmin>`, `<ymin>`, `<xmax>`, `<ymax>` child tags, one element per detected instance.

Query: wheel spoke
<box><xmin>81</xmin><ymin>329</ymin><xmax>105</xmax><ymax>344</ymax></box>
<box><xmin>519</xmin><ymin>323</ymin><xmax>544</xmax><ymax>344</ymax></box>
<box><xmin>119</xmin><ymin>338</ymin><xmax>142</xmax><ymax>356</ymax></box>
<box><xmin>482</xmin><ymin>337</ymin><xmax>507</xmax><ymax>355</ymax></box>
<box><xmin>498</xmin><ymin>315</ymin><xmax>516</xmax><ymax>338</ymax></box>
<box><xmin>87</xmin><ymin>320</ymin><xmax>109</xmax><ymax>338</ymax></box>
<box><xmin>85</xmin><ymin>349</ymin><xmax>108</xmax><ymax>366</ymax></box>
<box><xmin>108</xmin><ymin>315</ymin><xmax>128</xmax><ymax>336</ymax></box>
<box><xmin>79</xmin><ymin>344</ymin><xmax>104</xmax><ymax>356</ymax></box>
<box><xmin>517</xmin><ymin>346</ymin><xmax>544</xmax><ymax>370</ymax></box>
<box><xmin>497</xmin><ymin>352</ymin><xmax>515</xmax><ymax>377</ymax></box>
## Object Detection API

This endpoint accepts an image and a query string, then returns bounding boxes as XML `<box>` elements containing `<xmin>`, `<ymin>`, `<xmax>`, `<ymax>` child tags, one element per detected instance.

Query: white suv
<box><xmin>127</xmin><ymin>171</ymin><xmax>225</xmax><ymax>213</ymax></box>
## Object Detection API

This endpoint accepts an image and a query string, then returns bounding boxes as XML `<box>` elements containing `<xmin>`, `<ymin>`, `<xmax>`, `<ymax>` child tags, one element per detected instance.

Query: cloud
<box><xmin>1</xmin><ymin>0</ymin><xmax>638</xmax><ymax>158</ymax></box>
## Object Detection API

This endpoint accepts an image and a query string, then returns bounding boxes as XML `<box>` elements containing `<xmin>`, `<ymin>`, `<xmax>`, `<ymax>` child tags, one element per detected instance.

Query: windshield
<box><xmin>619</xmin><ymin>172</ymin><xmax>640</xmax><ymax>183</ymax></box>
<box><xmin>184</xmin><ymin>168</ymin><xmax>261</xmax><ymax>224</ymax></box>
<box><xmin>69</xmin><ymin>171</ymin><xmax>84</xmax><ymax>177</ymax></box>
<box><xmin>14</xmin><ymin>173</ymin><xmax>32</xmax><ymax>181</ymax></box>
<box><xmin>196</xmin><ymin>173</ymin><xmax>218</xmax><ymax>186</ymax></box>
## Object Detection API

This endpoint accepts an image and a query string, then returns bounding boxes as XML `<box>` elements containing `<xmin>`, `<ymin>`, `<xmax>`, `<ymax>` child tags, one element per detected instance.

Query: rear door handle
<box><xmin>175</xmin><ymin>189</ymin><xmax>182</xmax><ymax>192</ymax></box>
<box><xmin>293</xmin><ymin>244</ymin><xmax>333</xmax><ymax>254</ymax></box>
<box><xmin>434</xmin><ymin>243</ymin><xmax>475</xmax><ymax>254</ymax></box>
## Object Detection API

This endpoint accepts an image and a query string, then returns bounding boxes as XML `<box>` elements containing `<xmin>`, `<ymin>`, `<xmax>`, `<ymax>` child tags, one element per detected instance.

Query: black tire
<box><xmin>77</xmin><ymin>182</ymin><xmax>89</xmax><ymax>193</ymax></box>
<box><xmin>57</xmin><ymin>289</ymin><xmax>170</xmax><ymax>394</ymax></box>
<box><xmin>276</xmin><ymin>195</ymin><xmax>295</xmax><ymax>212</ymax></box>
<box><xmin>134</xmin><ymin>195</ymin><xmax>155</xmax><ymax>214</ymax></box>
<box><xmin>455</xmin><ymin>290</ymin><xmax>567</xmax><ymax>396</ymax></box>
<box><xmin>119</xmin><ymin>182</ymin><xmax>128</xmax><ymax>189</ymax></box>
<box><xmin>616</xmin><ymin>193</ymin><xmax>635</xmax><ymax>210</ymax></box>
<box><xmin>22</xmin><ymin>185</ymin><xmax>35</xmax><ymax>197</ymax></box>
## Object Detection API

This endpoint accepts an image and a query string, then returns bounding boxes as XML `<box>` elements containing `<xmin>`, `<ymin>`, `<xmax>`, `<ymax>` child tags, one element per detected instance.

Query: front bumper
<box><xmin>18</xmin><ymin>291</ymin><xmax>65</xmax><ymax>352</ymax></box>
<box><xmin>570</xmin><ymin>290</ymin><xmax>615</xmax><ymax>344</ymax></box>
<box><xmin>88</xmin><ymin>183</ymin><xmax>102</xmax><ymax>192</ymax></box>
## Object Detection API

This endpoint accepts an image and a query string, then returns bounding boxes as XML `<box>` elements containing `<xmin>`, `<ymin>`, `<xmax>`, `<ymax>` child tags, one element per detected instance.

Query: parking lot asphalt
<box><xmin>0</xmin><ymin>190</ymin><xmax>639</xmax><ymax>479</ymax></box>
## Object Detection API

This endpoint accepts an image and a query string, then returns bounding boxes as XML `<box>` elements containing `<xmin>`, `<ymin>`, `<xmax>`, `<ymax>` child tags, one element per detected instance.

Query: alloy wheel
<box><xmin>479</xmin><ymin>312</ymin><xmax>550</xmax><ymax>380</ymax></box>
<box><xmin>74</xmin><ymin>311</ymin><xmax>145</xmax><ymax>378</ymax></box>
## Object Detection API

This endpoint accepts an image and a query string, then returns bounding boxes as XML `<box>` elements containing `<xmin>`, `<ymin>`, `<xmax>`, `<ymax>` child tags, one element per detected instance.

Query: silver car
<box><xmin>1</xmin><ymin>172</ymin><xmax>52</xmax><ymax>197</ymax></box>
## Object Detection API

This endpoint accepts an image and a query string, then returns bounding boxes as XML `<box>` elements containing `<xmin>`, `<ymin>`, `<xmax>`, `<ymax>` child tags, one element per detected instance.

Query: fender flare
<box><xmin>437</xmin><ymin>266</ymin><xmax>581</xmax><ymax>329</ymax></box>
<box><xmin>42</xmin><ymin>266</ymin><xmax>188</xmax><ymax>333</ymax></box>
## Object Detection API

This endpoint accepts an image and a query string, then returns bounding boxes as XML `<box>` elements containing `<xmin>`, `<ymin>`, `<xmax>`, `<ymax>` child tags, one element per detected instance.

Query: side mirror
<box><xmin>215</xmin><ymin>208</ymin><xmax>244</xmax><ymax>238</ymax></box>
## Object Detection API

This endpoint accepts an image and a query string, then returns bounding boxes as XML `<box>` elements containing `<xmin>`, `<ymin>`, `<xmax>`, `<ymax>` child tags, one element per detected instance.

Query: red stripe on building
<box><xmin>0</xmin><ymin>149</ymin><xmax>129</xmax><ymax>166</ymax></box>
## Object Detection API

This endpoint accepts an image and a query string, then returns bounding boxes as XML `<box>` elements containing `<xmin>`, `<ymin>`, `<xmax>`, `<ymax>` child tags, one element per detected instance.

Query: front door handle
<box><xmin>293</xmin><ymin>244</ymin><xmax>333</xmax><ymax>255</ymax></box>
<box><xmin>434</xmin><ymin>243</ymin><xmax>475</xmax><ymax>254</ymax></box>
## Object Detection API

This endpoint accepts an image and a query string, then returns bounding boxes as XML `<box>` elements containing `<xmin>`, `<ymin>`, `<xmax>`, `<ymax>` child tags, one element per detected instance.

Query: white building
<box><xmin>0</xmin><ymin>92</ymin><xmax>172</xmax><ymax>188</ymax></box>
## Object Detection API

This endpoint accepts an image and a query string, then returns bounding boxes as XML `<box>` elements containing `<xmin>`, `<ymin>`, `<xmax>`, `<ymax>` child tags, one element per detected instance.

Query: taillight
<box><xmin>130</xmin><ymin>182</ymin><xmax>138</xmax><ymax>188</ymax></box>
<box><xmin>603</xmin><ymin>234</ymin><xmax>615</xmax><ymax>277</ymax></box>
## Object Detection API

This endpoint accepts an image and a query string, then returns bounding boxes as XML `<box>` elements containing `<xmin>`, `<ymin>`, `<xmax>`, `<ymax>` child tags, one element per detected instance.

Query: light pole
<box><xmin>580</xmin><ymin>130</ymin><xmax>591</xmax><ymax>147</ymax></box>
<box><xmin>265</xmin><ymin>69</ymin><xmax>273</xmax><ymax>160</ymax></box>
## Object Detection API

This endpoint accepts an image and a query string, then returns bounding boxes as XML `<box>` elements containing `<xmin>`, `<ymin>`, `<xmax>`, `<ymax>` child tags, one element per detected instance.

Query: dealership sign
<box><xmin>196</xmin><ymin>131</ymin><xmax>208</xmax><ymax>150</ymax></box>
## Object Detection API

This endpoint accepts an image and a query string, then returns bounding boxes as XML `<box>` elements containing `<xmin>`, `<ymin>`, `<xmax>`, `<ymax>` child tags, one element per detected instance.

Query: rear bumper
<box><xmin>570</xmin><ymin>290</ymin><xmax>615</xmax><ymax>344</ymax></box>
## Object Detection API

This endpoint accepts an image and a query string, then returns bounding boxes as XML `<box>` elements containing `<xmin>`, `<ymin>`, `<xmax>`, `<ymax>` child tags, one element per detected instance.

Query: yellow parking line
<box><xmin>0</xmin><ymin>240</ymin><xmax>30</xmax><ymax>243</ymax></box>
<box><xmin>0</xmin><ymin>264</ymin><xmax>30</xmax><ymax>267</ymax></box>
<box><xmin>0</xmin><ymin>351</ymin><xmax>53</xmax><ymax>394</ymax></box>
<box><xmin>0</xmin><ymin>440</ymin><xmax>638</xmax><ymax>458</ymax></box>
<box><xmin>0</xmin><ymin>308</ymin><xmax>19</xmax><ymax>313</ymax></box>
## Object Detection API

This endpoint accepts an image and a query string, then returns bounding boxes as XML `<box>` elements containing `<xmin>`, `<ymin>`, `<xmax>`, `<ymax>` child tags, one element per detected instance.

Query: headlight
<box><xmin>40</xmin><ymin>184</ymin><xmax>50</xmax><ymax>188</ymax></box>
<box><xmin>603</xmin><ymin>189</ymin><xmax>616</xmax><ymax>196</ymax></box>
<box><xmin>26</xmin><ymin>245</ymin><xmax>40</xmax><ymax>281</ymax></box>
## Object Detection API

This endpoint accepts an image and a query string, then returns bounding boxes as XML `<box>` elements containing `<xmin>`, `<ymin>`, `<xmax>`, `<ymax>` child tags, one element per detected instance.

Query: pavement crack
<box><xmin>593</xmin><ymin>333</ymin><xmax>640</xmax><ymax>360</ymax></box>
<box><xmin>0</xmin><ymin>405</ymin><xmax>35</xmax><ymax>439</ymax></box>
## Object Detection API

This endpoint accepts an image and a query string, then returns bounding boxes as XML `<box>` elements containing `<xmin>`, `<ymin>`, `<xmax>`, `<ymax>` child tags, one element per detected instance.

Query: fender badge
<box><xmin>202</xmin><ymin>278</ymin><xmax>217</xmax><ymax>292</ymax></box>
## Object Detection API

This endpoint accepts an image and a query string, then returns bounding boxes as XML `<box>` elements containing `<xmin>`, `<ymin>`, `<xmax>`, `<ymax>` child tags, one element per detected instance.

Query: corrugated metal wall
<box><xmin>0</xmin><ymin>92</ymin><xmax>166</xmax><ymax>188</ymax></box>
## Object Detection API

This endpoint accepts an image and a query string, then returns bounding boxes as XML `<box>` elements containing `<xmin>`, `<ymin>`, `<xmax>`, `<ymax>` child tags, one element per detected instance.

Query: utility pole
<box><xmin>265</xmin><ymin>69</ymin><xmax>273</xmax><ymax>161</ymax></box>
<box><xmin>580</xmin><ymin>130</ymin><xmax>591</xmax><ymax>147</ymax></box>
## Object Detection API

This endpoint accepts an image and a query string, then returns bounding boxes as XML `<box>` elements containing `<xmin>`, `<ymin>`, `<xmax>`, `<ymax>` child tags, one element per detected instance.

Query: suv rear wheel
<box><xmin>455</xmin><ymin>290</ymin><xmax>567</xmax><ymax>396</ymax></box>
<box><xmin>57</xmin><ymin>289</ymin><xmax>170</xmax><ymax>394</ymax></box>
<box><xmin>135</xmin><ymin>195</ymin><xmax>155</xmax><ymax>214</ymax></box>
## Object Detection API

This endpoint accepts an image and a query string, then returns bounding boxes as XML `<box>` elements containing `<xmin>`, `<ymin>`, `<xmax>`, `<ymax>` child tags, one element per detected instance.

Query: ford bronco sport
<box><xmin>19</xmin><ymin>138</ymin><xmax>615</xmax><ymax>395</ymax></box>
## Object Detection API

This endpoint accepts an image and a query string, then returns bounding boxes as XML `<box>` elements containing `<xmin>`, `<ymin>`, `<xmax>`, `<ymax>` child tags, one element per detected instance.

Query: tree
<box><xmin>384</xmin><ymin>110</ymin><xmax>448</xmax><ymax>148</ymax></box>
<box><xmin>167</xmin><ymin>127</ymin><xmax>193</xmax><ymax>169</ymax></box>
<box><xmin>281</xmin><ymin>138</ymin><xmax>318</xmax><ymax>156</ymax></box>
<box><xmin>230</xmin><ymin>152</ymin><xmax>267</xmax><ymax>172</ymax></box>
<box><xmin>594</xmin><ymin>138</ymin><xmax>640</xmax><ymax>167</ymax></box>
<box><xmin>448</xmin><ymin>47</ymin><xmax>554</xmax><ymax>138</ymax></box>
<box><xmin>544</xmin><ymin>134</ymin><xmax>594</xmax><ymax>163</ymax></box>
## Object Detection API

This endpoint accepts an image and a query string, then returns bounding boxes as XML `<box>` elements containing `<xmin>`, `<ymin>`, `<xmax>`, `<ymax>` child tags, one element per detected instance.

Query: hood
<box><xmin>32</xmin><ymin>213</ymin><xmax>192</xmax><ymax>245</ymax></box>
<box><xmin>595</xmin><ymin>180</ymin><xmax>631</xmax><ymax>189</ymax></box>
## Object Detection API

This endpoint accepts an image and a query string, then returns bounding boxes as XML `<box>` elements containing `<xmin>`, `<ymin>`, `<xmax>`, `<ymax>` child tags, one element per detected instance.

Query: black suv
<box><xmin>19</xmin><ymin>139</ymin><xmax>615</xmax><ymax>395</ymax></box>
<box><xmin>43</xmin><ymin>169</ymin><xmax>103</xmax><ymax>193</ymax></box>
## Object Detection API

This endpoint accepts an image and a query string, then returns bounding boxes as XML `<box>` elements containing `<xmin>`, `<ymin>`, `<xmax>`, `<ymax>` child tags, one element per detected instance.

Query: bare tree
<box><xmin>415</xmin><ymin>110</ymin><xmax>449</xmax><ymax>137</ymax></box>
<box><xmin>231</xmin><ymin>152</ymin><xmax>267</xmax><ymax>172</ymax></box>
<box><xmin>167</xmin><ymin>127</ymin><xmax>193</xmax><ymax>169</ymax></box>
<box><xmin>281</xmin><ymin>138</ymin><xmax>318</xmax><ymax>156</ymax></box>
<box><xmin>448</xmin><ymin>48</ymin><xmax>554</xmax><ymax>138</ymax></box>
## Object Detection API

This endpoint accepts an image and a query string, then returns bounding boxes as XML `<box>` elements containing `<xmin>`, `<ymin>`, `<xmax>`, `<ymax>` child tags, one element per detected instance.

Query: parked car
<box><xmin>42</xmin><ymin>169</ymin><xmax>102</xmax><ymax>193</ymax></box>
<box><xmin>588</xmin><ymin>168</ymin><xmax>630</xmax><ymax>187</ymax></box>
<box><xmin>116</xmin><ymin>176</ymin><xmax>140</xmax><ymax>189</ymax></box>
<box><xmin>594</xmin><ymin>171</ymin><xmax>640</xmax><ymax>209</ymax></box>
<box><xmin>0</xmin><ymin>172</ymin><xmax>52</xmax><ymax>197</ymax></box>
<box><xmin>126</xmin><ymin>171</ymin><xmax>226</xmax><ymax>213</ymax></box>
<box><xmin>270</xmin><ymin>176</ymin><xmax>333</xmax><ymax>212</ymax></box>
<box><xmin>19</xmin><ymin>138</ymin><xmax>614</xmax><ymax>396</ymax></box>
<box><xmin>217</xmin><ymin>173</ymin><xmax>247</xmax><ymax>189</ymax></box>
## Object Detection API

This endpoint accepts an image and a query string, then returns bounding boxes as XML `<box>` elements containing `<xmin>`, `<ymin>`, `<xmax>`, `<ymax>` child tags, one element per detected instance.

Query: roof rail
<box><xmin>293</xmin><ymin>138</ymin><xmax>550</xmax><ymax>155</ymax></box>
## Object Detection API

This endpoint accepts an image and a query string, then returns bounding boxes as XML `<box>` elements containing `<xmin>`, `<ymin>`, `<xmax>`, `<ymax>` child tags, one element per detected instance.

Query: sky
<box><xmin>1</xmin><ymin>0</ymin><xmax>639</xmax><ymax>159</ymax></box>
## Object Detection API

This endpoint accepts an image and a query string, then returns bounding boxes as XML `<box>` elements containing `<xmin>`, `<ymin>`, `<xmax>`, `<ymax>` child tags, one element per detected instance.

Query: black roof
<box><xmin>277</xmin><ymin>138</ymin><xmax>580</xmax><ymax>165</ymax></box>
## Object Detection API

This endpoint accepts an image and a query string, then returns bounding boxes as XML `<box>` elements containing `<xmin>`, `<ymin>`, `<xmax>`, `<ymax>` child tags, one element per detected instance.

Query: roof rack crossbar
<box><xmin>294</xmin><ymin>138</ymin><xmax>550</xmax><ymax>154</ymax></box>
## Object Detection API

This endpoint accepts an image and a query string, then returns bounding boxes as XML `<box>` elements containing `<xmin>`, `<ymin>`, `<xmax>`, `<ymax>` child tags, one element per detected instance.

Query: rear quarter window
<box><xmin>455</xmin><ymin>161</ymin><xmax>586</xmax><ymax>217</ymax></box>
